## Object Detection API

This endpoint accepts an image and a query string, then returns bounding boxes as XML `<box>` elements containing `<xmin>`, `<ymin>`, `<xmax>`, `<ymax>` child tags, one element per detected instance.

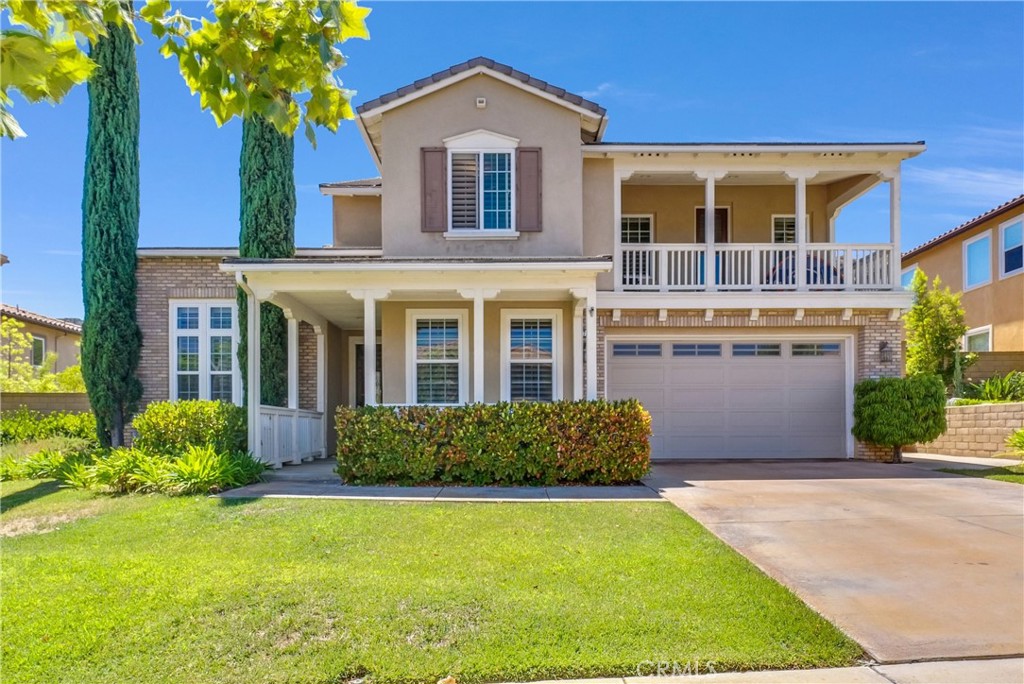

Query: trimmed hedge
<box><xmin>335</xmin><ymin>400</ymin><xmax>651</xmax><ymax>486</ymax></box>
<box><xmin>0</xmin><ymin>409</ymin><xmax>98</xmax><ymax>445</ymax></box>
<box><xmin>132</xmin><ymin>400</ymin><xmax>246</xmax><ymax>454</ymax></box>
<box><xmin>853</xmin><ymin>374</ymin><xmax>947</xmax><ymax>462</ymax></box>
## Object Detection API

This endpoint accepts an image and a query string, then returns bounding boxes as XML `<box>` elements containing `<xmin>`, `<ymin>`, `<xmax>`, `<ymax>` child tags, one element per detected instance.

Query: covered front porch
<box><xmin>223</xmin><ymin>257</ymin><xmax>610</xmax><ymax>467</ymax></box>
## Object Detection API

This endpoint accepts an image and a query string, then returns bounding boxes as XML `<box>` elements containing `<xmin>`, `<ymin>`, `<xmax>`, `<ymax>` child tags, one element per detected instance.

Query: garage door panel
<box><xmin>607</xmin><ymin>337</ymin><xmax>848</xmax><ymax>461</ymax></box>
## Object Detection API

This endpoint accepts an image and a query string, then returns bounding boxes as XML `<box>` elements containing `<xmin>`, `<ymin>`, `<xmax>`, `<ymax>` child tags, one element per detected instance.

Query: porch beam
<box><xmin>266</xmin><ymin>292</ymin><xmax>328</xmax><ymax>331</ymax></box>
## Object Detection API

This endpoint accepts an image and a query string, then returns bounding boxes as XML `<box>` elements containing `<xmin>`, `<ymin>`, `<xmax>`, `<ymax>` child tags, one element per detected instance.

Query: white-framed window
<box><xmin>901</xmin><ymin>264</ymin><xmax>919</xmax><ymax>290</ymax></box>
<box><xmin>168</xmin><ymin>300</ymin><xmax>240</xmax><ymax>404</ymax></box>
<box><xmin>964</xmin><ymin>325</ymin><xmax>992</xmax><ymax>353</ymax></box>
<box><xmin>406</xmin><ymin>310</ymin><xmax>467</xmax><ymax>404</ymax></box>
<box><xmin>30</xmin><ymin>335</ymin><xmax>45</xmax><ymax>367</ymax></box>
<box><xmin>501</xmin><ymin>310</ymin><xmax>562</xmax><ymax>402</ymax></box>
<box><xmin>444</xmin><ymin>129</ymin><xmax>518</xmax><ymax>233</ymax></box>
<box><xmin>771</xmin><ymin>214</ymin><xmax>811</xmax><ymax>243</ymax></box>
<box><xmin>1000</xmin><ymin>218</ymin><xmax>1023</xmax><ymax>278</ymax></box>
<box><xmin>621</xmin><ymin>215</ymin><xmax>653</xmax><ymax>244</ymax></box>
<box><xmin>963</xmin><ymin>230</ymin><xmax>992</xmax><ymax>290</ymax></box>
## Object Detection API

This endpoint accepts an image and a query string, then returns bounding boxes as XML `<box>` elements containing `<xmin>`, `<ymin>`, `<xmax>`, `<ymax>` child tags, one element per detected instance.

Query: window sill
<box><xmin>444</xmin><ymin>230</ymin><xmax>520</xmax><ymax>240</ymax></box>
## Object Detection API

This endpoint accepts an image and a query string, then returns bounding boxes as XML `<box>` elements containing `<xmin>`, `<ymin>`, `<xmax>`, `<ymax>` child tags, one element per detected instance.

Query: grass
<box><xmin>940</xmin><ymin>463</ymin><xmax>1024</xmax><ymax>484</ymax></box>
<box><xmin>1</xmin><ymin>479</ymin><xmax>861</xmax><ymax>684</ymax></box>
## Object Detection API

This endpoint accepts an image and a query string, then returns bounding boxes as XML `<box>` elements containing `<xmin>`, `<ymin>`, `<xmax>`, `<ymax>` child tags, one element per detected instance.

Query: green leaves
<box><xmin>904</xmin><ymin>269</ymin><xmax>970</xmax><ymax>386</ymax></box>
<box><xmin>0</xmin><ymin>0</ymin><xmax>136</xmax><ymax>139</ymax></box>
<box><xmin>142</xmin><ymin>0</ymin><xmax>370</xmax><ymax>145</ymax></box>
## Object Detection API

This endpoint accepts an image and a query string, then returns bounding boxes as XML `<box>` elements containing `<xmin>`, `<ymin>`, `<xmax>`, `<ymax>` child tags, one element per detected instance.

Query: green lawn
<box><xmin>940</xmin><ymin>463</ymin><xmax>1024</xmax><ymax>484</ymax></box>
<box><xmin>1</xmin><ymin>480</ymin><xmax>861</xmax><ymax>684</ymax></box>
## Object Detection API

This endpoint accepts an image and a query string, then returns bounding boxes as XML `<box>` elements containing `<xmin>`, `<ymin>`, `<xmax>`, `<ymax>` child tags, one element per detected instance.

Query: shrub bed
<box><xmin>335</xmin><ymin>400</ymin><xmax>651</xmax><ymax>486</ymax></box>
<box><xmin>0</xmin><ymin>408</ymin><xmax>97</xmax><ymax>445</ymax></box>
<box><xmin>132</xmin><ymin>400</ymin><xmax>246</xmax><ymax>454</ymax></box>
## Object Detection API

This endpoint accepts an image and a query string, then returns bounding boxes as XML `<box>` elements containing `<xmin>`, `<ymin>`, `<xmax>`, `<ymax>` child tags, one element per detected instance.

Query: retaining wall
<box><xmin>1</xmin><ymin>392</ymin><xmax>91</xmax><ymax>414</ymax></box>
<box><xmin>916</xmin><ymin>402</ymin><xmax>1024</xmax><ymax>458</ymax></box>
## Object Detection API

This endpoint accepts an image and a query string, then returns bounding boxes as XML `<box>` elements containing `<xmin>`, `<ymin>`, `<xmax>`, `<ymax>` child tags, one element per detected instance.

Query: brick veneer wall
<box><xmin>594</xmin><ymin>309</ymin><xmax>904</xmax><ymax>461</ymax></box>
<box><xmin>915</xmin><ymin>402</ymin><xmax>1024</xmax><ymax>458</ymax></box>
<box><xmin>136</xmin><ymin>256</ymin><xmax>318</xmax><ymax>410</ymax></box>
<box><xmin>1</xmin><ymin>392</ymin><xmax>92</xmax><ymax>414</ymax></box>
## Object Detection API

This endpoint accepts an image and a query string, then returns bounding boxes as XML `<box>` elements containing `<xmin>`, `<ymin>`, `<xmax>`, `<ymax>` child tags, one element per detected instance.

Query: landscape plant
<box><xmin>852</xmin><ymin>374</ymin><xmax>947</xmax><ymax>463</ymax></box>
<box><xmin>0</xmin><ymin>409</ymin><xmax>97</xmax><ymax>445</ymax></box>
<box><xmin>81</xmin><ymin>1</ymin><xmax>142</xmax><ymax>447</ymax></box>
<box><xmin>904</xmin><ymin>269</ymin><xmax>971</xmax><ymax>388</ymax></box>
<box><xmin>964</xmin><ymin>371</ymin><xmax>1024</xmax><ymax>403</ymax></box>
<box><xmin>131</xmin><ymin>399</ymin><xmax>246</xmax><ymax>454</ymax></box>
<box><xmin>0</xmin><ymin>316</ymin><xmax>86</xmax><ymax>392</ymax></box>
<box><xmin>336</xmin><ymin>400</ymin><xmax>652</xmax><ymax>486</ymax></box>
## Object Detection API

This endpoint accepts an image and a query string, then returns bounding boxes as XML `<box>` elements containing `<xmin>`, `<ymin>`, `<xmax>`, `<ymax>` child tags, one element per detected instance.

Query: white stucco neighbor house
<box><xmin>135</xmin><ymin>57</ymin><xmax>923</xmax><ymax>466</ymax></box>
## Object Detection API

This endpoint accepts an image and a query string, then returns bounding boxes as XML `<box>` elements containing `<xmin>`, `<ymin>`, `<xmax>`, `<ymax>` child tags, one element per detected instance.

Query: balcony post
<box><xmin>695</xmin><ymin>171</ymin><xmax>725</xmax><ymax>291</ymax></box>
<box><xmin>786</xmin><ymin>170</ymin><xmax>816</xmax><ymax>291</ymax></box>
<box><xmin>888</xmin><ymin>168</ymin><xmax>901</xmax><ymax>289</ymax></box>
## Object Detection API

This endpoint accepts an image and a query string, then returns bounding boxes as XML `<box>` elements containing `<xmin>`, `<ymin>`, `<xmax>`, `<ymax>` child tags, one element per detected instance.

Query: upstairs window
<box><xmin>621</xmin><ymin>215</ymin><xmax>653</xmax><ymax>244</ymax></box>
<box><xmin>1001</xmin><ymin>219</ymin><xmax>1022</xmax><ymax>277</ymax></box>
<box><xmin>450</xmin><ymin>151</ymin><xmax>513</xmax><ymax>230</ymax></box>
<box><xmin>963</xmin><ymin>231</ymin><xmax>992</xmax><ymax>290</ymax></box>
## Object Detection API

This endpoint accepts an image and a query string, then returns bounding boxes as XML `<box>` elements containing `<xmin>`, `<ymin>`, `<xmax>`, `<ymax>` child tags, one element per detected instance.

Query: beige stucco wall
<box><xmin>5</xmin><ymin>319</ymin><xmax>80</xmax><ymax>372</ymax></box>
<box><xmin>332</xmin><ymin>196</ymin><xmax>382</xmax><ymax>248</ymax></box>
<box><xmin>379</xmin><ymin>299</ymin><xmax>575</xmax><ymax>404</ymax></box>
<box><xmin>582</xmin><ymin>157</ymin><xmax>616</xmax><ymax>290</ymax></box>
<box><xmin>619</xmin><ymin>184</ymin><xmax>830</xmax><ymax>244</ymax></box>
<box><xmin>379</xmin><ymin>73</ymin><xmax>584</xmax><ymax>257</ymax></box>
<box><xmin>905</xmin><ymin>206</ymin><xmax>1024</xmax><ymax>351</ymax></box>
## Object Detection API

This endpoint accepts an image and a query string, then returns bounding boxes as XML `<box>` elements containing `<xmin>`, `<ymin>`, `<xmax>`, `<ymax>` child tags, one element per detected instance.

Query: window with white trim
<box><xmin>169</xmin><ymin>301</ymin><xmax>239</xmax><ymax>404</ymax></box>
<box><xmin>411</xmin><ymin>314</ymin><xmax>464</xmax><ymax>404</ymax></box>
<box><xmin>1001</xmin><ymin>219</ymin><xmax>1022</xmax><ymax>277</ymax></box>
<box><xmin>964</xmin><ymin>326</ymin><xmax>992</xmax><ymax>353</ymax></box>
<box><xmin>621</xmin><ymin>215</ymin><xmax>653</xmax><ymax>244</ymax></box>
<box><xmin>964</xmin><ymin>231</ymin><xmax>992</xmax><ymax>290</ymax></box>
<box><xmin>30</xmin><ymin>335</ymin><xmax>45</xmax><ymax>367</ymax></box>
<box><xmin>450</xmin><ymin>151</ymin><xmax>513</xmax><ymax>230</ymax></box>
<box><xmin>772</xmin><ymin>215</ymin><xmax>811</xmax><ymax>243</ymax></box>
<box><xmin>502</xmin><ymin>311</ymin><xmax>561</xmax><ymax>402</ymax></box>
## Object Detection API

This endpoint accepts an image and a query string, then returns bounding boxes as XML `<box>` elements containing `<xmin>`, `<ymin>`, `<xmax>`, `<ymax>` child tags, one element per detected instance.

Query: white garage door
<box><xmin>607</xmin><ymin>339</ymin><xmax>848</xmax><ymax>460</ymax></box>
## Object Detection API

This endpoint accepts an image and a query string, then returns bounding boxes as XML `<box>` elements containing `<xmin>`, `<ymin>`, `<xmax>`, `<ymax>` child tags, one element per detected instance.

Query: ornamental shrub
<box><xmin>0</xmin><ymin>409</ymin><xmax>98</xmax><ymax>445</ymax></box>
<box><xmin>132</xmin><ymin>400</ymin><xmax>246</xmax><ymax>455</ymax></box>
<box><xmin>335</xmin><ymin>400</ymin><xmax>651</xmax><ymax>486</ymax></box>
<box><xmin>853</xmin><ymin>374</ymin><xmax>947</xmax><ymax>463</ymax></box>
<box><xmin>964</xmin><ymin>371</ymin><xmax>1024</xmax><ymax>402</ymax></box>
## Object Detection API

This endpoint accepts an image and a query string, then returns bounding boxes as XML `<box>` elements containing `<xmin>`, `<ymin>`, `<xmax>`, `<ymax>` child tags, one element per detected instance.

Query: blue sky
<box><xmin>2</xmin><ymin>1</ymin><xmax>1022</xmax><ymax>318</ymax></box>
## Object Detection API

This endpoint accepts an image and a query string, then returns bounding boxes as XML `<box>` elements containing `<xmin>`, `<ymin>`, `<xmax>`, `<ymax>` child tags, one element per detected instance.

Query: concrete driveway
<box><xmin>644</xmin><ymin>457</ymin><xmax>1024</xmax><ymax>663</ymax></box>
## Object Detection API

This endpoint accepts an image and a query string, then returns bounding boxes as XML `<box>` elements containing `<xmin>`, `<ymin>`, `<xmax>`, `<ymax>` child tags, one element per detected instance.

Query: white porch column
<box><xmin>585</xmin><ymin>290</ymin><xmax>598</xmax><ymax>400</ymax></box>
<box><xmin>349</xmin><ymin>289</ymin><xmax>389</xmax><ymax>406</ymax></box>
<box><xmin>695</xmin><ymin>171</ymin><xmax>725</xmax><ymax>291</ymax></box>
<box><xmin>286</xmin><ymin>317</ymin><xmax>299</xmax><ymax>410</ymax></box>
<box><xmin>888</xmin><ymin>169</ymin><xmax>901</xmax><ymax>290</ymax></box>
<box><xmin>458</xmin><ymin>289</ymin><xmax>498</xmax><ymax>403</ymax></box>
<box><xmin>573</xmin><ymin>301</ymin><xmax>584</xmax><ymax>401</ymax></box>
<box><xmin>247</xmin><ymin>291</ymin><xmax>263</xmax><ymax>464</ymax></box>
<box><xmin>785</xmin><ymin>170</ymin><xmax>816</xmax><ymax>291</ymax></box>
<box><xmin>315</xmin><ymin>325</ymin><xmax>327</xmax><ymax>458</ymax></box>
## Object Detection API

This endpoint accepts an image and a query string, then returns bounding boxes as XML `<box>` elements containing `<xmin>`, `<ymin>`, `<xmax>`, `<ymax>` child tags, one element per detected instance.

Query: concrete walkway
<box><xmin>219</xmin><ymin>459</ymin><xmax>660</xmax><ymax>502</ymax></box>
<box><xmin>644</xmin><ymin>456</ymin><xmax>1024</xmax><ymax>664</ymax></box>
<box><xmin>512</xmin><ymin>657</ymin><xmax>1024</xmax><ymax>683</ymax></box>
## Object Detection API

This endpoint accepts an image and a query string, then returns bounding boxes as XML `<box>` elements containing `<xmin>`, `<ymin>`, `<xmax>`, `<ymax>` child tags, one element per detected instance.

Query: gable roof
<box><xmin>1</xmin><ymin>303</ymin><xmax>82</xmax><ymax>335</ymax></box>
<box><xmin>902</xmin><ymin>194</ymin><xmax>1024</xmax><ymax>260</ymax></box>
<box><xmin>357</xmin><ymin>56</ymin><xmax>606</xmax><ymax>118</ymax></box>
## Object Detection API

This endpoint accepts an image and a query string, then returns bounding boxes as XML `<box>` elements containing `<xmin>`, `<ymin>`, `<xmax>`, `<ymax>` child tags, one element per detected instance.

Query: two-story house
<box><xmin>136</xmin><ymin>58</ymin><xmax>923</xmax><ymax>466</ymax></box>
<box><xmin>901</xmin><ymin>195</ymin><xmax>1024</xmax><ymax>379</ymax></box>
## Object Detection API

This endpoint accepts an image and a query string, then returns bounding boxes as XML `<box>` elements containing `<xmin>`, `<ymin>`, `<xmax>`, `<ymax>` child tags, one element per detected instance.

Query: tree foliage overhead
<box><xmin>141</xmin><ymin>0</ymin><xmax>370</xmax><ymax>146</ymax></box>
<box><xmin>904</xmin><ymin>269</ymin><xmax>970</xmax><ymax>387</ymax></box>
<box><xmin>0</xmin><ymin>0</ymin><xmax>136</xmax><ymax>139</ymax></box>
<box><xmin>81</xmin><ymin>7</ymin><xmax>142</xmax><ymax>447</ymax></box>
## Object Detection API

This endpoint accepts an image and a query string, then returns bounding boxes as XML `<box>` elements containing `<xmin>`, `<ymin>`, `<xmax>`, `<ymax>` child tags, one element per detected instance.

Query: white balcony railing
<box><xmin>618</xmin><ymin>243</ymin><xmax>895</xmax><ymax>292</ymax></box>
<box><xmin>258</xmin><ymin>405</ymin><xmax>326</xmax><ymax>467</ymax></box>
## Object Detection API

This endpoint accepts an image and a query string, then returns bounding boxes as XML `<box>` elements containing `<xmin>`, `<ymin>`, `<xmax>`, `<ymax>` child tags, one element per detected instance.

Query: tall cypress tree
<box><xmin>237</xmin><ymin>115</ymin><xmax>295</xmax><ymax>407</ymax></box>
<box><xmin>81</xmin><ymin>5</ymin><xmax>142</xmax><ymax>447</ymax></box>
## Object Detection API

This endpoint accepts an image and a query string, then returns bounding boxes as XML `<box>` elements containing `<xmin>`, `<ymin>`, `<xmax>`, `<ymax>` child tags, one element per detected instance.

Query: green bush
<box><xmin>132</xmin><ymin>400</ymin><xmax>246</xmax><ymax>455</ymax></box>
<box><xmin>853</xmin><ymin>374</ymin><xmax>947</xmax><ymax>463</ymax></box>
<box><xmin>335</xmin><ymin>400</ymin><xmax>651</xmax><ymax>486</ymax></box>
<box><xmin>1007</xmin><ymin>429</ymin><xmax>1024</xmax><ymax>458</ymax></box>
<box><xmin>0</xmin><ymin>437</ymin><xmax>97</xmax><ymax>481</ymax></box>
<box><xmin>58</xmin><ymin>445</ymin><xmax>265</xmax><ymax>495</ymax></box>
<box><xmin>964</xmin><ymin>371</ymin><xmax>1024</xmax><ymax>402</ymax></box>
<box><xmin>0</xmin><ymin>409</ymin><xmax>98</xmax><ymax>445</ymax></box>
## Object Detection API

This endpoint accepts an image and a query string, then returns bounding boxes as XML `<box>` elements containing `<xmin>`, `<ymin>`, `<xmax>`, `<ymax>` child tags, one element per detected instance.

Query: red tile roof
<box><xmin>902</xmin><ymin>194</ymin><xmax>1024</xmax><ymax>260</ymax></box>
<box><xmin>1</xmin><ymin>304</ymin><xmax>83</xmax><ymax>334</ymax></box>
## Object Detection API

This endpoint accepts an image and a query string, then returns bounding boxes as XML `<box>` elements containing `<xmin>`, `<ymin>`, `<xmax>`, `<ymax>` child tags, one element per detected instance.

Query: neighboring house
<box><xmin>901</xmin><ymin>195</ymin><xmax>1024</xmax><ymax>378</ymax></box>
<box><xmin>136</xmin><ymin>57</ymin><xmax>923</xmax><ymax>465</ymax></box>
<box><xmin>0</xmin><ymin>303</ymin><xmax>83</xmax><ymax>372</ymax></box>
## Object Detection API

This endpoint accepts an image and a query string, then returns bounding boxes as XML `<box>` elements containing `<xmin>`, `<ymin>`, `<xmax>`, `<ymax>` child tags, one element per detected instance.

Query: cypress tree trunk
<box><xmin>237</xmin><ymin>115</ymin><xmax>295</xmax><ymax>407</ymax></box>
<box><xmin>81</xmin><ymin>7</ymin><xmax>142</xmax><ymax>448</ymax></box>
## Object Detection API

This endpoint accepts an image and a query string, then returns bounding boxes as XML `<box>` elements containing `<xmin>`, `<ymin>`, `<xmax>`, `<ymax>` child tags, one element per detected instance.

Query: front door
<box><xmin>354</xmin><ymin>342</ymin><xmax>382</xmax><ymax>406</ymax></box>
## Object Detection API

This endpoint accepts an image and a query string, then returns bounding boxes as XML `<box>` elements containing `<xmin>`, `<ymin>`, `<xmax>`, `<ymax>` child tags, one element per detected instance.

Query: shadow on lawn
<box><xmin>0</xmin><ymin>479</ymin><xmax>64</xmax><ymax>513</ymax></box>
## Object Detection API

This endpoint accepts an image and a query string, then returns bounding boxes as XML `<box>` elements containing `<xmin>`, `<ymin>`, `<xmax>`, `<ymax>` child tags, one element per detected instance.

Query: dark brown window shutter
<box><xmin>421</xmin><ymin>147</ymin><xmax>447</xmax><ymax>232</ymax></box>
<box><xmin>516</xmin><ymin>147</ymin><xmax>542</xmax><ymax>232</ymax></box>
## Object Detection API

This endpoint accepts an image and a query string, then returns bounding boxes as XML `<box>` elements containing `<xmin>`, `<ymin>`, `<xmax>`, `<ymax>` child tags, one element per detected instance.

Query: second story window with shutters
<box><xmin>450</xmin><ymin>151</ymin><xmax>512</xmax><ymax>229</ymax></box>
